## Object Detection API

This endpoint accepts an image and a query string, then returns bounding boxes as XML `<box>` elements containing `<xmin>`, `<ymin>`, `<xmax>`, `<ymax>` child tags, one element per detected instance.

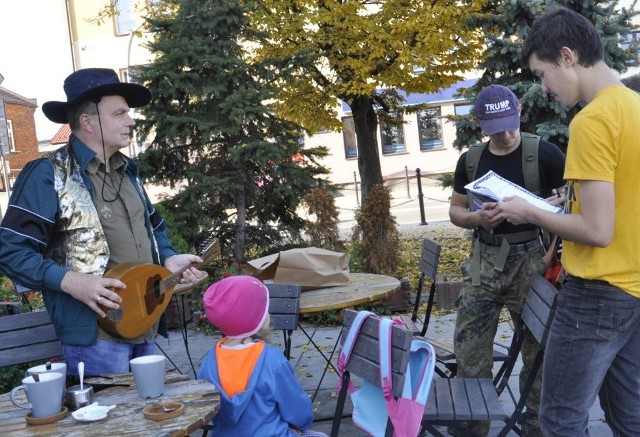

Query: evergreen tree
<box><xmin>135</xmin><ymin>0</ymin><xmax>329</xmax><ymax>261</ymax></box>
<box><xmin>455</xmin><ymin>0</ymin><xmax>639</xmax><ymax>151</ymax></box>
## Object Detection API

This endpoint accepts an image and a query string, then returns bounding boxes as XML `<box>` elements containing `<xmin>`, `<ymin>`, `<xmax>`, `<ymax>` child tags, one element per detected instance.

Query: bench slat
<box><xmin>478</xmin><ymin>378</ymin><xmax>504</xmax><ymax>419</ymax></box>
<box><xmin>449</xmin><ymin>378</ymin><xmax>471</xmax><ymax>420</ymax></box>
<box><xmin>0</xmin><ymin>311</ymin><xmax>63</xmax><ymax>368</ymax></box>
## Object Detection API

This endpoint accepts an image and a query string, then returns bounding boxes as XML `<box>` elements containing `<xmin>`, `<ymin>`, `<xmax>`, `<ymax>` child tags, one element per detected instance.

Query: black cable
<box><xmin>93</xmin><ymin>100</ymin><xmax>124</xmax><ymax>203</ymax></box>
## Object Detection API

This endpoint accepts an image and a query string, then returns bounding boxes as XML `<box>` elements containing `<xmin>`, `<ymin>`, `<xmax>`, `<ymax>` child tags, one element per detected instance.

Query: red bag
<box><xmin>543</xmin><ymin>236</ymin><xmax>564</xmax><ymax>290</ymax></box>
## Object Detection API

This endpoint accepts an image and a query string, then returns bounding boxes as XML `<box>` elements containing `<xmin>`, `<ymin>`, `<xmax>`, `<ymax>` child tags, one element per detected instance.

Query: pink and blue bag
<box><xmin>337</xmin><ymin>311</ymin><xmax>436</xmax><ymax>437</ymax></box>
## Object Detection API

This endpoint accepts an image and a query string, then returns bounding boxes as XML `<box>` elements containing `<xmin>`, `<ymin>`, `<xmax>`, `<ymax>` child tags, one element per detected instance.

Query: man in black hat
<box><xmin>0</xmin><ymin>68</ymin><xmax>205</xmax><ymax>376</ymax></box>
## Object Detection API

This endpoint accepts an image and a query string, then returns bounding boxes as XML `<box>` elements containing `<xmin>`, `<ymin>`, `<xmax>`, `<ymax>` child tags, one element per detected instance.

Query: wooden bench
<box><xmin>266</xmin><ymin>283</ymin><xmax>301</xmax><ymax>360</ymax></box>
<box><xmin>399</xmin><ymin>238</ymin><xmax>509</xmax><ymax>377</ymax></box>
<box><xmin>421</xmin><ymin>274</ymin><xmax>558</xmax><ymax>436</ymax></box>
<box><xmin>331</xmin><ymin>309</ymin><xmax>413</xmax><ymax>437</ymax></box>
<box><xmin>0</xmin><ymin>310</ymin><xmax>63</xmax><ymax>368</ymax></box>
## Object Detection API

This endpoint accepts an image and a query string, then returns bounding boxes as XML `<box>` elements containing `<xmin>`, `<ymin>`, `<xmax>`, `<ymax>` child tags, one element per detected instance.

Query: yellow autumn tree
<box><xmin>249</xmin><ymin>0</ymin><xmax>486</xmax><ymax>200</ymax></box>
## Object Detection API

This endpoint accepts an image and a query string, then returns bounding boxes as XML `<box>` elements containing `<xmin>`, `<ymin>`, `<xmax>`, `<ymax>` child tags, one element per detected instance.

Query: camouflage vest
<box><xmin>45</xmin><ymin>145</ymin><xmax>110</xmax><ymax>276</ymax></box>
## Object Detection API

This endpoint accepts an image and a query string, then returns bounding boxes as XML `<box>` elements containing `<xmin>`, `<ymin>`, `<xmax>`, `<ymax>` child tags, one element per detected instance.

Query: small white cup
<box><xmin>129</xmin><ymin>355</ymin><xmax>166</xmax><ymax>399</ymax></box>
<box><xmin>26</xmin><ymin>362</ymin><xmax>67</xmax><ymax>402</ymax></box>
<box><xmin>10</xmin><ymin>373</ymin><xmax>64</xmax><ymax>418</ymax></box>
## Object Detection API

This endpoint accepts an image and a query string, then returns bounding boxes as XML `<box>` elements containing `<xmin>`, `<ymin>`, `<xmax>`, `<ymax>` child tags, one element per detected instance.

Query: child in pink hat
<box><xmin>197</xmin><ymin>275</ymin><xmax>327</xmax><ymax>437</ymax></box>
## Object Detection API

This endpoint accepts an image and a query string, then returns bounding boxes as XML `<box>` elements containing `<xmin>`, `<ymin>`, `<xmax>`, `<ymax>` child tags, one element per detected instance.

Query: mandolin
<box><xmin>98</xmin><ymin>238</ymin><xmax>220</xmax><ymax>339</ymax></box>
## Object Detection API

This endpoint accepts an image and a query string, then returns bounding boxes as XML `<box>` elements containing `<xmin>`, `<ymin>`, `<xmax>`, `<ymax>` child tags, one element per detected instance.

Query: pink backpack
<box><xmin>337</xmin><ymin>311</ymin><xmax>436</xmax><ymax>437</ymax></box>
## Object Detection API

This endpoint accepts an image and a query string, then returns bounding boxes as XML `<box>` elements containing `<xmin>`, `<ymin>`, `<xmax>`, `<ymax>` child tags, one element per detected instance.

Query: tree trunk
<box><xmin>234</xmin><ymin>165</ymin><xmax>247</xmax><ymax>263</ymax></box>
<box><xmin>350</xmin><ymin>95</ymin><xmax>383</xmax><ymax>202</ymax></box>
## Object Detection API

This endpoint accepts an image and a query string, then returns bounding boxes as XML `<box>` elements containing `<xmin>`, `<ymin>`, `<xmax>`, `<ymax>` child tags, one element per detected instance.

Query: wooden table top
<box><xmin>0</xmin><ymin>374</ymin><xmax>220</xmax><ymax>437</ymax></box>
<box><xmin>298</xmin><ymin>272</ymin><xmax>401</xmax><ymax>314</ymax></box>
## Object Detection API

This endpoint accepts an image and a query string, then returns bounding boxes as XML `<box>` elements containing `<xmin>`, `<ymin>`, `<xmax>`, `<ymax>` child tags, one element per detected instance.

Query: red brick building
<box><xmin>0</xmin><ymin>87</ymin><xmax>38</xmax><ymax>191</ymax></box>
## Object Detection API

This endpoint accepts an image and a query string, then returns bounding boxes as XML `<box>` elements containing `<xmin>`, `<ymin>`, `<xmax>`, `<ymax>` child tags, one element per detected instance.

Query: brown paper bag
<box><xmin>245</xmin><ymin>247</ymin><xmax>350</xmax><ymax>289</ymax></box>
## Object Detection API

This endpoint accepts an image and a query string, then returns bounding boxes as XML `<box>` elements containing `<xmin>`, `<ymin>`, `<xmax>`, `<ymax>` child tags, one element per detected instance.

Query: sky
<box><xmin>0</xmin><ymin>0</ymin><xmax>637</xmax><ymax>142</ymax></box>
<box><xmin>1</xmin><ymin>1</ymin><xmax>73</xmax><ymax>141</ymax></box>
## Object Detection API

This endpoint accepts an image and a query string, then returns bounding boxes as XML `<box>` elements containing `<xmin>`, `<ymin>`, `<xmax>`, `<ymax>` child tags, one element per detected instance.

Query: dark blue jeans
<box><xmin>540</xmin><ymin>276</ymin><xmax>640</xmax><ymax>436</ymax></box>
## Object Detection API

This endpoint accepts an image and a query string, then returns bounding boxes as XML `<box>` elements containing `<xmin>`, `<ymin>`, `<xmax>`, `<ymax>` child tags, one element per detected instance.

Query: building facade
<box><xmin>0</xmin><ymin>87</ymin><xmax>39</xmax><ymax>190</ymax></box>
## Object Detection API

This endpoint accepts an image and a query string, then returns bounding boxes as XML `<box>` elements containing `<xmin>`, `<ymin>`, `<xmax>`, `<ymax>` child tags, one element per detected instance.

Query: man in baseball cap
<box><xmin>446</xmin><ymin>84</ymin><xmax>566</xmax><ymax>437</ymax></box>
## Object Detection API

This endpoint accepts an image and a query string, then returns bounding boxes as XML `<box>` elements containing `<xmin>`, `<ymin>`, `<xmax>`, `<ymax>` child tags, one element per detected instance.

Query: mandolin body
<box><xmin>99</xmin><ymin>263</ymin><xmax>174</xmax><ymax>339</ymax></box>
<box><xmin>97</xmin><ymin>238</ymin><xmax>220</xmax><ymax>339</ymax></box>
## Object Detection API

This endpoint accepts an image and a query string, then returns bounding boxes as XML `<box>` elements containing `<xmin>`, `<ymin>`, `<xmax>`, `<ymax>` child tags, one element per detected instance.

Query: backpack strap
<box><xmin>378</xmin><ymin>317</ymin><xmax>403</xmax><ymax>402</ymax></box>
<box><xmin>465</xmin><ymin>134</ymin><xmax>541</xmax><ymax>194</ymax></box>
<box><xmin>521</xmin><ymin>133</ymin><xmax>541</xmax><ymax>195</ymax></box>
<box><xmin>337</xmin><ymin>310</ymin><xmax>375</xmax><ymax>393</ymax></box>
<box><xmin>465</xmin><ymin>141</ymin><xmax>487</xmax><ymax>184</ymax></box>
<box><xmin>404</xmin><ymin>339</ymin><xmax>436</xmax><ymax>403</ymax></box>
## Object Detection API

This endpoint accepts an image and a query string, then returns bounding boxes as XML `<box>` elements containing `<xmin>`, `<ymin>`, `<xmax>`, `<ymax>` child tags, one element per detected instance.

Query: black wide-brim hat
<box><xmin>42</xmin><ymin>68</ymin><xmax>151</xmax><ymax>124</ymax></box>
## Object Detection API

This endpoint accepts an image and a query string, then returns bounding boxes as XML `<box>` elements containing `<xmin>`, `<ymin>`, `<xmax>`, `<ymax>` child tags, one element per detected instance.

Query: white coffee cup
<box><xmin>26</xmin><ymin>362</ymin><xmax>67</xmax><ymax>402</ymax></box>
<box><xmin>10</xmin><ymin>373</ymin><xmax>64</xmax><ymax>418</ymax></box>
<box><xmin>129</xmin><ymin>355</ymin><xmax>166</xmax><ymax>399</ymax></box>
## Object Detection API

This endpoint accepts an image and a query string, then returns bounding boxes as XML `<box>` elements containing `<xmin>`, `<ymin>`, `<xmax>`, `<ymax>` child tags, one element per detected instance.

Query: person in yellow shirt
<box><xmin>498</xmin><ymin>7</ymin><xmax>640</xmax><ymax>436</ymax></box>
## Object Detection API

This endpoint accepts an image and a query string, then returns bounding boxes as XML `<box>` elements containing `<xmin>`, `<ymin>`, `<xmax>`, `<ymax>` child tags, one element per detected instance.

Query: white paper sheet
<box><xmin>464</xmin><ymin>170</ymin><xmax>563</xmax><ymax>214</ymax></box>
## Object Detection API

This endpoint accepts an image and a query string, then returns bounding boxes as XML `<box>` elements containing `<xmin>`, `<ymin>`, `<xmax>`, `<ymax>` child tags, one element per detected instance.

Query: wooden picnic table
<box><xmin>0</xmin><ymin>373</ymin><xmax>220</xmax><ymax>436</ymax></box>
<box><xmin>298</xmin><ymin>272</ymin><xmax>401</xmax><ymax>314</ymax></box>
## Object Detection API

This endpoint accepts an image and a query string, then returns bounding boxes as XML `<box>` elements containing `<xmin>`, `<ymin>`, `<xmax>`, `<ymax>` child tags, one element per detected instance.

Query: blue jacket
<box><xmin>0</xmin><ymin>137</ymin><xmax>177</xmax><ymax>345</ymax></box>
<box><xmin>197</xmin><ymin>340</ymin><xmax>314</xmax><ymax>436</ymax></box>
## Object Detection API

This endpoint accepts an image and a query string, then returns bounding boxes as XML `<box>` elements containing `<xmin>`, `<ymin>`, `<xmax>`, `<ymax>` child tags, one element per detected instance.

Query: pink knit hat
<box><xmin>203</xmin><ymin>276</ymin><xmax>270</xmax><ymax>339</ymax></box>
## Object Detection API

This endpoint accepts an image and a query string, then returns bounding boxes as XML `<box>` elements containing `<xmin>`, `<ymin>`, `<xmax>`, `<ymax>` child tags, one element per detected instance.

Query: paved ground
<box><xmin>158</xmin><ymin>301</ymin><xmax>612</xmax><ymax>436</ymax></box>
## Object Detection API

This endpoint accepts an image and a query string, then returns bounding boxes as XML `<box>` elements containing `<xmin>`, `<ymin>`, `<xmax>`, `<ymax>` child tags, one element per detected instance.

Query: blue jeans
<box><xmin>540</xmin><ymin>276</ymin><xmax>640</xmax><ymax>436</ymax></box>
<box><xmin>64</xmin><ymin>339</ymin><xmax>157</xmax><ymax>376</ymax></box>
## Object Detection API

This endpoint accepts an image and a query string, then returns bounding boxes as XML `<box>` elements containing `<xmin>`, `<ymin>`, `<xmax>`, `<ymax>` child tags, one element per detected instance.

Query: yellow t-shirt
<box><xmin>562</xmin><ymin>85</ymin><xmax>640</xmax><ymax>296</ymax></box>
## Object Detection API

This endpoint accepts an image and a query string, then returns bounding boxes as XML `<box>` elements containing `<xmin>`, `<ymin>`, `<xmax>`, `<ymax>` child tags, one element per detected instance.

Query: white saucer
<box><xmin>71</xmin><ymin>402</ymin><xmax>116</xmax><ymax>422</ymax></box>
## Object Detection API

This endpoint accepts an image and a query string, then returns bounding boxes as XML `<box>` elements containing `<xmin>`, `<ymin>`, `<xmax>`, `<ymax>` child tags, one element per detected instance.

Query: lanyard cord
<box><xmin>94</xmin><ymin>100</ymin><xmax>124</xmax><ymax>203</ymax></box>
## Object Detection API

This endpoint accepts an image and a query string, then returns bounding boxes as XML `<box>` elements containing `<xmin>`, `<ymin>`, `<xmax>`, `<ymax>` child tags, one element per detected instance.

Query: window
<box><xmin>621</xmin><ymin>31</ymin><xmax>640</xmax><ymax>66</ymax></box>
<box><xmin>417</xmin><ymin>107</ymin><xmax>443</xmax><ymax>150</ymax></box>
<box><xmin>119</xmin><ymin>68</ymin><xmax>130</xmax><ymax>83</ymax></box>
<box><xmin>115</xmin><ymin>0</ymin><xmax>136</xmax><ymax>35</ymax></box>
<box><xmin>380</xmin><ymin>116</ymin><xmax>406</xmax><ymax>155</ymax></box>
<box><xmin>7</xmin><ymin>120</ymin><xmax>14</xmax><ymax>152</ymax></box>
<box><xmin>454</xmin><ymin>103</ymin><xmax>473</xmax><ymax>130</ymax></box>
<box><xmin>0</xmin><ymin>101</ymin><xmax>9</xmax><ymax>155</ymax></box>
<box><xmin>342</xmin><ymin>117</ymin><xmax>357</xmax><ymax>159</ymax></box>
<box><xmin>454</xmin><ymin>104</ymin><xmax>473</xmax><ymax>117</ymax></box>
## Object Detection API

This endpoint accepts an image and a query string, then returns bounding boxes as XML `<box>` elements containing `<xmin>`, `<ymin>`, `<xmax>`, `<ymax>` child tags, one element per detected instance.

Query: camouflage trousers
<box><xmin>448</xmin><ymin>240</ymin><xmax>546</xmax><ymax>437</ymax></box>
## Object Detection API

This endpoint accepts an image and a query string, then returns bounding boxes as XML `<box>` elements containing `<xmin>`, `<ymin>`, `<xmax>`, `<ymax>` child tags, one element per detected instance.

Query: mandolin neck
<box><xmin>159</xmin><ymin>262</ymin><xmax>198</xmax><ymax>295</ymax></box>
<box><xmin>158</xmin><ymin>238</ymin><xmax>220</xmax><ymax>295</ymax></box>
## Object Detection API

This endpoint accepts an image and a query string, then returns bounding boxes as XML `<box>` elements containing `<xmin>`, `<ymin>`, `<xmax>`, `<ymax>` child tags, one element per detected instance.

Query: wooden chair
<box><xmin>420</xmin><ymin>274</ymin><xmax>558</xmax><ymax>437</ymax></box>
<box><xmin>396</xmin><ymin>238</ymin><xmax>441</xmax><ymax>337</ymax></box>
<box><xmin>0</xmin><ymin>310</ymin><xmax>64</xmax><ymax>368</ymax></box>
<box><xmin>266</xmin><ymin>283</ymin><xmax>301</xmax><ymax>360</ymax></box>
<box><xmin>400</xmin><ymin>238</ymin><xmax>510</xmax><ymax>377</ymax></box>
<box><xmin>331</xmin><ymin>309</ymin><xmax>413</xmax><ymax>437</ymax></box>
